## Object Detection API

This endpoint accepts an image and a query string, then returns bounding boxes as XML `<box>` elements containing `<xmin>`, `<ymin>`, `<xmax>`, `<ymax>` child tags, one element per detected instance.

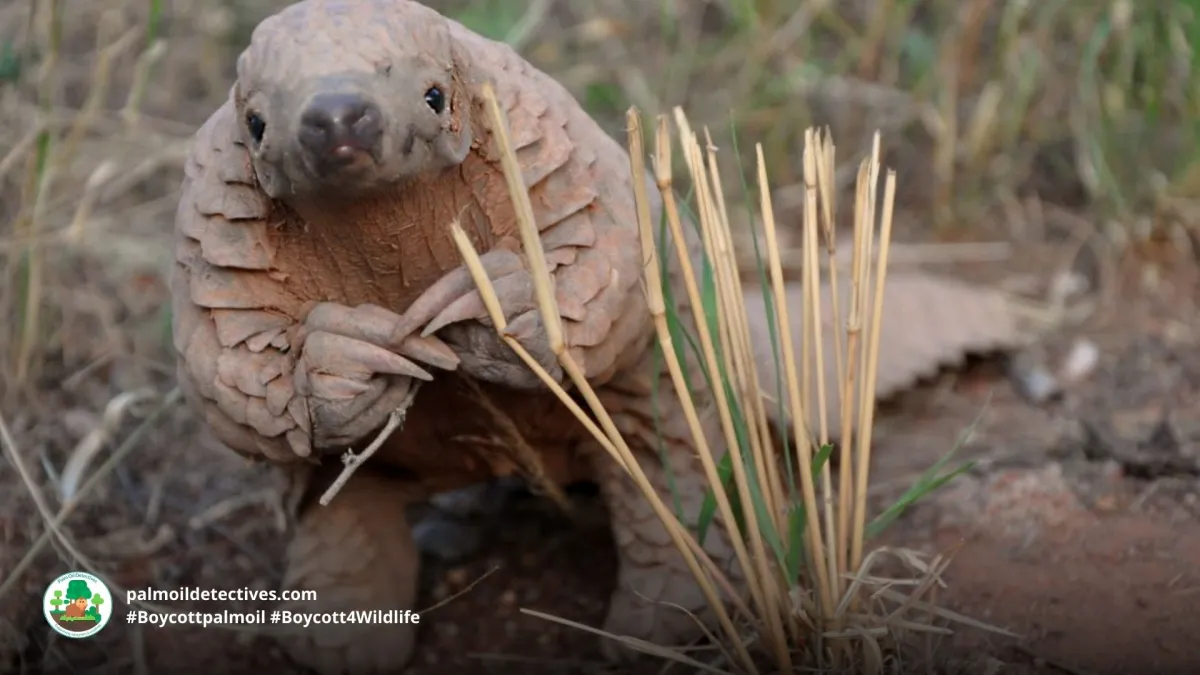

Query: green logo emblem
<box><xmin>44</xmin><ymin>571</ymin><xmax>112</xmax><ymax>638</ymax></box>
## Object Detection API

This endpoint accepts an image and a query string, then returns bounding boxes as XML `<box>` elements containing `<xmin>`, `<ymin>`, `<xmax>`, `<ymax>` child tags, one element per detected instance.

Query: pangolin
<box><xmin>170</xmin><ymin>0</ymin><xmax>1027</xmax><ymax>671</ymax></box>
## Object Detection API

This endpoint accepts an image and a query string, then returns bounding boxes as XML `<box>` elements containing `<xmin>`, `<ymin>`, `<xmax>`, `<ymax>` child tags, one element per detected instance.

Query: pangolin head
<box><xmin>233</xmin><ymin>0</ymin><xmax>474</xmax><ymax>201</ymax></box>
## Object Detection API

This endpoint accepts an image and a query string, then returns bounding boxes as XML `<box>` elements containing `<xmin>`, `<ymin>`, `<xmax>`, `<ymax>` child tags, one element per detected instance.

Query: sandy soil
<box><xmin>4</xmin><ymin>214</ymin><xmax>1198</xmax><ymax>675</ymax></box>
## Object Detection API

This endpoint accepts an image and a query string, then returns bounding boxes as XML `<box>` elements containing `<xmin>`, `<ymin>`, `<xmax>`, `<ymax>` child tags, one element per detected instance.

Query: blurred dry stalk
<box><xmin>458</xmin><ymin>81</ymin><xmax>1009</xmax><ymax>673</ymax></box>
<box><xmin>0</xmin><ymin>0</ymin><xmax>211</xmax><ymax>406</ymax></box>
<box><xmin>3</xmin><ymin>0</ymin><xmax>1196</xmax><ymax>406</ymax></box>
<box><xmin>533</xmin><ymin>0</ymin><xmax>1199</xmax><ymax>233</ymax></box>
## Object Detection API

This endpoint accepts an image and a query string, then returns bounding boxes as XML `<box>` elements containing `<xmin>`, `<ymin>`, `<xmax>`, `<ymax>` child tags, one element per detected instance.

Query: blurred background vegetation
<box><xmin>0</xmin><ymin>0</ymin><xmax>1196</xmax><ymax>410</ymax></box>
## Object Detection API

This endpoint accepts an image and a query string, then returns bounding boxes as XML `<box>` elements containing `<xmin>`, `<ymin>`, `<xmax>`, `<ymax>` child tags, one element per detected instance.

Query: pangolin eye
<box><xmin>423</xmin><ymin>86</ymin><xmax>445</xmax><ymax>114</ymax></box>
<box><xmin>246</xmin><ymin>112</ymin><xmax>266</xmax><ymax>145</ymax></box>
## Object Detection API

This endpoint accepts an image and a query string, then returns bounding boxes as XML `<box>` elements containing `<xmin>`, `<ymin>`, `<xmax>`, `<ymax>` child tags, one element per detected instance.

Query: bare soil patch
<box><xmin>5</xmin><ymin>221</ymin><xmax>1198</xmax><ymax>675</ymax></box>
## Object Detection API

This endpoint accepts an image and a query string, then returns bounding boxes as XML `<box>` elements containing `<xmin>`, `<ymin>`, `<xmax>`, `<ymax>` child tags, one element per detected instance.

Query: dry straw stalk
<box><xmin>452</xmin><ymin>82</ymin><xmax>988</xmax><ymax>674</ymax></box>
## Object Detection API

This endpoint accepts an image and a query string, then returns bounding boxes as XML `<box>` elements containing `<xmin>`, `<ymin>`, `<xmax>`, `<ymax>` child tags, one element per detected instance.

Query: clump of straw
<box><xmin>457</xmin><ymin>83</ymin><xmax>1005</xmax><ymax>674</ymax></box>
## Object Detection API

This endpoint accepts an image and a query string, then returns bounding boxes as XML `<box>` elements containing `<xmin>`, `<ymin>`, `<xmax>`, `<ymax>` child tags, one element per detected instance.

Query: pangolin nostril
<box><xmin>298</xmin><ymin>92</ymin><xmax>383</xmax><ymax>158</ymax></box>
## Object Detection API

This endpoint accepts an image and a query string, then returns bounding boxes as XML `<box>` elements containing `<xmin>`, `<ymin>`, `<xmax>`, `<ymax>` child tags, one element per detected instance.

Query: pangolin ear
<box><xmin>230</xmin><ymin>82</ymin><xmax>257</xmax><ymax>149</ymax></box>
<box><xmin>434</xmin><ymin>84</ymin><xmax>471</xmax><ymax>166</ymax></box>
<box><xmin>433</xmin><ymin>41</ymin><xmax>474</xmax><ymax>167</ymax></box>
<box><xmin>434</xmin><ymin>128</ymin><xmax>471</xmax><ymax>167</ymax></box>
<box><xmin>228</xmin><ymin>86</ymin><xmax>286</xmax><ymax>198</ymax></box>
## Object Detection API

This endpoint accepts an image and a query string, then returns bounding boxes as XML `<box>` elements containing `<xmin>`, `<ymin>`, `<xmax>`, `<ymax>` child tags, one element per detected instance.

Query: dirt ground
<box><xmin>4</xmin><ymin>209</ymin><xmax>1198</xmax><ymax>675</ymax></box>
<box><xmin>2</xmin><ymin>1</ymin><xmax>1199</xmax><ymax>675</ymax></box>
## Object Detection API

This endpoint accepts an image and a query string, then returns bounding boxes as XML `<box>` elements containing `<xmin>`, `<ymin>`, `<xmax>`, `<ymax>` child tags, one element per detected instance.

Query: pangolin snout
<box><xmin>298</xmin><ymin>92</ymin><xmax>383</xmax><ymax>168</ymax></box>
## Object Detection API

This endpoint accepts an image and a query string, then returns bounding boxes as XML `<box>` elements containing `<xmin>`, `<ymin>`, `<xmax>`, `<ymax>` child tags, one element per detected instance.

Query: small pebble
<box><xmin>1014</xmin><ymin>364</ymin><xmax>1060</xmax><ymax>403</ymax></box>
<box><xmin>1048</xmin><ymin>270</ymin><xmax>1090</xmax><ymax>305</ymax></box>
<box><xmin>499</xmin><ymin>589</ymin><xmax>516</xmax><ymax>607</ymax></box>
<box><xmin>1058</xmin><ymin>338</ymin><xmax>1100</xmax><ymax>384</ymax></box>
<box><xmin>1094</xmin><ymin>494</ymin><xmax>1120</xmax><ymax>512</ymax></box>
<box><xmin>445</xmin><ymin>567</ymin><xmax>469</xmax><ymax>588</ymax></box>
<box><xmin>1009</xmin><ymin>337</ymin><xmax>1102</xmax><ymax>404</ymax></box>
<box><xmin>1100</xmin><ymin>460</ymin><xmax>1124</xmax><ymax>481</ymax></box>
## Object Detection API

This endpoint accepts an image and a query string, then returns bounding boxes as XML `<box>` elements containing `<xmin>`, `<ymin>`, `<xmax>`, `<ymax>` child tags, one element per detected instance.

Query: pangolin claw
<box><xmin>421</xmin><ymin>272</ymin><xmax>538</xmax><ymax>337</ymax></box>
<box><xmin>304</xmin><ymin>332</ymin><xmax>433</xmax><ymax>382</ymax></box>
<box><xmin>390</xmin><ymin>249</ymin><xmax>526</xmax><ymax>343</ymax></box>
<box><xmin>301</xmin><ymin>301</ymin><xmax>458</xmax><ymax>372</ymax></box>
<box><xmin>396</xmin><ymin>334</ymin><xmax>460</xmax><ymax>370</ymax></box>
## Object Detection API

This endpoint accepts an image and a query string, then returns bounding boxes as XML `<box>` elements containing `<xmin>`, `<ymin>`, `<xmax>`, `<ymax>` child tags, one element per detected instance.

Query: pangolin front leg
<box><xmin>295</xmin><ymin>302</ymin><xmax>459</xmax><ymax>448</ymax></box>
<box><xmin>172</xmin><ymin>100</ymin><xmax>461</xmax><ymax>463</ymax></box>
<box><xmin>388</xmin><ymin>247</ymin><xmax>562</xmax><ymax>388</ymax></box>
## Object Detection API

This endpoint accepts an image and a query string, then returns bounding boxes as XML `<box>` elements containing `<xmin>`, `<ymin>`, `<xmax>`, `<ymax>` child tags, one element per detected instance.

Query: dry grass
<box><xmin>451</xmin><ymin>83</ymin><xmax>1013</xmax><ymax>672</ymax></box>
<box><xmin>0</xmin><ymin>0</ymin><xmax>1196</xmax><ymax>671</ymax></box>
<box><xmin>2</xmin><ymin>0</ymin><xmax>1196</xmax><ymax>398</ymax></box>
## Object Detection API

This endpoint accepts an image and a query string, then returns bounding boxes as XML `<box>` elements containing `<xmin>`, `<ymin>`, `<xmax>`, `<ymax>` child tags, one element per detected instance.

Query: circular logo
<box><xmin>43</xmin><ymin>571</ymin><xmax>113</xmax><ymax>638</ymax></box>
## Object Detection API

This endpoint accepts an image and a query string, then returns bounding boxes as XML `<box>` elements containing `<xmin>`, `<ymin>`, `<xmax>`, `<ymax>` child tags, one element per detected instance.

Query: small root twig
<box><xmin>419</xmin><ymin>564</ymin><xmax>500</xmax><ymax>614</ymax></box>
<box><xmin>188</xmin><ymin>489</ymin><xmax>278</xmax><ymax>530</ymax></box>
<box><xmin>0</xmin><ymin>387</ymin><xmax>182</xmax><ymax>604</ymax></box>
<box><xmin>58</xmin><ymin>387</ymin><xmax>156</xmax><ymax>501</ymax></box>
<box><xmin>318</xmin><ymin>382</ymin><xmax>421</xmax><ymax>506</ymax></box>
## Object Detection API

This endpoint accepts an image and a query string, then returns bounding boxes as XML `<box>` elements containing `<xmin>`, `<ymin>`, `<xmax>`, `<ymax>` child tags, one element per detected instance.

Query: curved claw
<box><xmin>396</xmin><ymin>335</ymin><xmax>460</xmax><ymax>371</ymax></box>
<box><xmin>302</xmin><ymin>302</ymin><xmax>458</xmax><ymax>372</ymax></box>
<box><xmin>421</xmin><ymin>272</ymin><xmax>537</xmax><ymax>337</ymax></box>
<box><xmin>304</xmin><ymin>332</ymin><xmax>433</xmax><ymax>383</ymax></box>
<box><xmin>390</xmin><ymin>249</ymin><xmax>525</xmax><ymax>344</ymax></box>
<box><xmin>303</xmin><ymin>302</ymin><xmax>395</xmax><ymax>345</ymax></box>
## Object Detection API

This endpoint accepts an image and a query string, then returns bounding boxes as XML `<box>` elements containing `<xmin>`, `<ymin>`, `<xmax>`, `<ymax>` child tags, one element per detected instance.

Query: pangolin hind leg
<box><xmin>274</xmin><ymin>466</ymin><xmax>423</xmax><ymax>675</ymax></box>
<box><xmin>588</xmin><ymin>360</ymin><xmax>744</xmax><ymax>659</ymax></box>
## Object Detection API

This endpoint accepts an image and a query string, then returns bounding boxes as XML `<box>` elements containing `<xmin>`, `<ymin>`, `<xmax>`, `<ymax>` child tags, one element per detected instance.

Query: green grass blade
<box><xmin>865</xmin><ymin>396</ymin><xmax>992</xmax><ymax>540</ymax></box>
